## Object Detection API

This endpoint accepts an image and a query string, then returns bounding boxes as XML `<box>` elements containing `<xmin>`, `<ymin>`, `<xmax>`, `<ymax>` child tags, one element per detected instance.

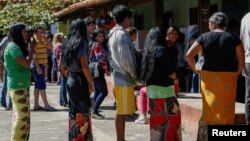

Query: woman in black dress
<box><xmin>60</xmin><ymin>18</ymin><xmax>94</xmax><ymax>141</ymax></box>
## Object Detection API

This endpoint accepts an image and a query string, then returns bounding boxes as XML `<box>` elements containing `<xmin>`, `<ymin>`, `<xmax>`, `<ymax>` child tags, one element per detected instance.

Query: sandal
<box><xmin>44</xmin><ymin>106</ymin><xmax>57</xmax><ymax>112</ymax></box>
<box><xmin>33</xmin><ymin>106</ymin><xmax>45</xmax><ymax>111</ymax></box>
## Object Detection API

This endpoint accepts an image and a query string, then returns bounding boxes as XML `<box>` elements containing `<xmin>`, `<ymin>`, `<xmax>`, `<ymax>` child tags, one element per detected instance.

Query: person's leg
<box><xmin>10</xmin><ymin>88</ymin><xmax>30</xmax><ymax>141</ymax></box>
<box><xmin>57</xmin><ymin>71</ymin><xmax>61</xmax><ymax>85</ymax></box>
<box><xmin>47</xmin><ymin>56</ymin><xmax>53</xmax><ymax>83</ymax></box>
<box><xmin>0</xmin><ymin>69</ymin><xmax>7</xmax><ymax>108</ymax></box>
<box><xmin>244</xmin><ymin>63</ymin><xmax>250</xmax><ymax>125</ymax></box>
<box><xmin>93</xmin><ymin>81</ymin><xmax>100</xmax><ymax>102</ymax></box>
<box><xmin>60</xmin><ymin>74</ymin><xmax>68</xmax><ymax>106</ymax></box>
<box><xmin>40</xmin><ymin>89</ymin><xmax>53</xmax><ymax>109</ymax></box>
<box><xmin>51</xmin><ymin>58</ymin><xmax>58</xmax><ymax>83</ymax></box>
<box><xmin>93</xmin><ymin>76</ymin><xmax>108</xmax><ymax>114</ymax></box>
<box><xmin>115</xmin><ymin>114</ymin><xmax>126</xmax><ymax>141</ymax></box>
<box><xmin>114</xmin><ymin>86</ymin><xmax>136</xmax><ymax>141</ymax></box>
<box><xmin>41</xmin><ymin>66</ymin><xmax>55</xmax><ymax>109</ymax></box>
<box><xmin>33</xmin><ymin>89</ymin><xmax>41</xmax><ymax>109</ymax></box>
<box><xmin>59</xmin><ymin>73</ymin><xmax>63</xmax><ymax>105</ymax></box>
<box><xmin>191</xmin><ymin>73</ymin><xmax>199</xmax><ymax>93</ymax></box>
<box><xmin>5</xmin><ymin>71</ymin><xmax>12</xmax><ymax>109</ymax></box>
<box><xmin>135</xmin><ymin>87</ymin><xmax>148</xmax><ymax>124</ymax></box>
<box><xmin>32</xmin><ymin>67</ymin><xmax>42</xmax><ymax>109</ymax></box>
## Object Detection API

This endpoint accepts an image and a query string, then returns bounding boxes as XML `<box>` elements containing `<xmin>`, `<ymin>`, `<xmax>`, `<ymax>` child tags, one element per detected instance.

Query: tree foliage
<box><xmin>0</xmin><ymin>0</ymin><xmax>69</xmax><ymax>33</ymax></box>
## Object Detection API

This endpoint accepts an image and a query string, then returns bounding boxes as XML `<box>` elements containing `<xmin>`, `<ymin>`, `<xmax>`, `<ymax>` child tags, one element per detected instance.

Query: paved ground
<box><xmin>0</xmin><ymin>83</ymin><xmax>195</xmax><ymax>141</ymax></box>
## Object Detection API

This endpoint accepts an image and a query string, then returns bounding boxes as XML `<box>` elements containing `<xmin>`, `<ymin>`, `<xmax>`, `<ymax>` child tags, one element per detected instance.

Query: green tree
<box><xmin>0</xmin><ymin>0</ymin><xmax>65</xmax><ymax>33</ymax></box>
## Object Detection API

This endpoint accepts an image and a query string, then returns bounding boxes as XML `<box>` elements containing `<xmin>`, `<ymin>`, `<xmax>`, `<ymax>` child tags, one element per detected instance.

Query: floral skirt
<box><xmin>67</xmin><ymin>71</ymin><xmax>93</xmax><ymax>141</ymax></box>
<box><xmin>149</xmin><ymin>97</ymin><xmax>182</xmax><ymax>141</ymax></box>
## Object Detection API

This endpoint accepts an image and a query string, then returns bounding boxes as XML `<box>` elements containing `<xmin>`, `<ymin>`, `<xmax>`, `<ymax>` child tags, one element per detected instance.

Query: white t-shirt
<box><xmin>241</xmin><ymin>12</ymin><xmax>250</xmax><ymax>63</ymax></box>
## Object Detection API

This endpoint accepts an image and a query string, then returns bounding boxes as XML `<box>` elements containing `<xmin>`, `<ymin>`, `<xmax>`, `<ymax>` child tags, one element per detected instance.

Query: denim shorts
<box><xmin>32</xmin><ymin>65</ymin><xmax>46</xmax><ymax>89</ymax></box>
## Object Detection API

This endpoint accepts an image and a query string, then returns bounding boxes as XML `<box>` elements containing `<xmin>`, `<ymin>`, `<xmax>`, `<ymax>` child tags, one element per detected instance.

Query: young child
<box><xmin>126</xmin><ymin>27</ymin><xmax>149</xmax><ymax>124</ymax></box>
<box><xmin>135</xmin><ymin>86</ymin><xmax>149</xmax><ymax>124</ymax></box>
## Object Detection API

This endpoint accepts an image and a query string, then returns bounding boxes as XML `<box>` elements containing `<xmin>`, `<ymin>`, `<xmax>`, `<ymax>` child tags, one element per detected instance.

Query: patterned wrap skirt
<box><xmin>197</xmin><ymin>70</ymin><xmax>238</xmax><ymax>141</ymax></box>
<box><xmin>147</xmin><ymin>85</ymin><xmax>182</xmax><ymax>141</ymax></box>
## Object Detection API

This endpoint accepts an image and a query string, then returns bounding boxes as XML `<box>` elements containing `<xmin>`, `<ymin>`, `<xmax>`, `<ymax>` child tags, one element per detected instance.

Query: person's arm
<box><xmin>44</xmin><ymin>40</ymin><xmax>52</xmax><ymax>49</ymax></box>
<box><xmin>186</xmin><ymin>41</ymin><xmax>203</xmax><ymax>74</ymax></box>
<box><xmin>11</xmin><ymin>44</ymin><xmax>34</xmax><ymax>68</ymax></box>
<box><xmin>16</xmin><ymin>51</ymin><xmax>33</xmax><ymax>68</ymax></box>
<box><xmin>80</xmin><ymin>55</ymin><xmax>94</xmax><ymax>94</ymax></box>
<box><xmin>59</xmin><ymin>61</ymin><xmax>68</xmax><ymax>77</ymax></box>
<box><xmin>236</xmin><ymin>43</ymin><xmax>245</xmax><ymax>75</ymax></box>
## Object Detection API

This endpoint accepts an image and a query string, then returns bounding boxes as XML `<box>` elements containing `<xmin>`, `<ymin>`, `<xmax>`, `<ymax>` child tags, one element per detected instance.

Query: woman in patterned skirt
<box><xmin>186</xmin><ymin>12</ymin><xmax>245</xmax><ymax>141</ymax></box>
<box><xmin>4</xmin><ymin>23</ymin><xmax>34</xmax><ymax>141</ymax></box>
<box><xmin>141</xmin><ymin>27</ymin><xmax>182</xmax><ymax>141</ymax></box>
<box><xmin>60</xmin><ymin>18</ymin><xmax>94</xmax><ymax>141</ymax></box>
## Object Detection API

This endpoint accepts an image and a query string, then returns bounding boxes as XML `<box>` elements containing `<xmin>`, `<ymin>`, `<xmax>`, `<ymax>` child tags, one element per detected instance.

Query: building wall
<box><xmin>58</xmin><ymin>20</ymin><xmax>69</xmax><ymax>35</ymax></box>
<box><xmin>164</xmin><ymin>0</ymin><xmax>221</xmax><ymax>28</ymax></box>
<box><xmin>132</xmin><ymin>2</ymin><xmax>155</xmax><ymax>30</ymax></box>
<box><xmin>132</xmin><ymin>0</ymin><xmax>223</xmax><ymax>30</ymax></box>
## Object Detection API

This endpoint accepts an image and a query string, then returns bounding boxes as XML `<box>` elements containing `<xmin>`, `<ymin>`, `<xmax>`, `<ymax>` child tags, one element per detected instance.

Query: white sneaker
<box><xmin>0</xmin><ymin>107</ymin><xmax>8</xmax><ymax>111</ymax></box>
<box><xmin>135</xmin><ymin>116</ymin><xmax>148</xmax><ymax>124</ymax></box>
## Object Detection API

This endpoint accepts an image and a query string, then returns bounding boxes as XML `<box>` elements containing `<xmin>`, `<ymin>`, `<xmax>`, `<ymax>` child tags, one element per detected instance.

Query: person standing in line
<box><xmin>4</xmin><ymin>23</ymin><xmax>34</xmax><ymax>141</ymax></box>
<box><xmin>185</xmin><ymin>25</ymin><xmax>199</xmax><ymax>93</ymax></box>
<box><xmin>31</xmin><ymin>27</ymin><xmax>56</xmax><ymax>111</ymax></box>
<box><xmin>96</xmin><ymin>7</ymin><xmax>112</xmax><ymax>39</ymax></box>
<box><xmin>60</xmin><ymin>18</ymin><xmax>94</xmax><ymax>141</ymax></box>
<box><xmin>108</xmin><ymin>5</ymin><xmax>137</xmax><ymax>141</ymax></box>
<box><xmin>0</xmin><ymin>36</ymin><xmax>12</xmax><ymax>110</ymax></box>
<box><xmin>166</xmin><ymin>26</ymin><xmax>181</xmax><ymax>95</ymax></box>
<box><xmin>141</xmin><ymin>27</ymin><xmax>182</xmax><ymax>141</ymax></box>
<box><xmin>52</xmin><ymin>32</ymin><xmax>68</xmax><ymax>107</ymax></box>
<box><xmin>186</xmin><ymin>12</ymin><xmax>245</xmax><ymax>140</ymax></box>
<box><xmin>240</xmin><ymin>12</ymin><xmax>250</xmax><ymax>125</ymax></box>
<box><xmin>84</xmin><ymin>16</ymin><xmax>96</xmax><ymax>56</ymax></box>
<box><xmin>46</xmin><ymin>32</ymin><xmax>54</xmax><ymax>84</ymax></box>
<box><xmin>89</xmin><ymin>29</ymin><xmax>110</xmax><ymax>119</ymax></box>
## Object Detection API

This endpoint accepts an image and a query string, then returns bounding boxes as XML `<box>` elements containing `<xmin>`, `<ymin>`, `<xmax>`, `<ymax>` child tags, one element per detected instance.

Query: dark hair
<box><xmin>126</xmin><ymin>27</ymin><xmax>137</xmax><ymax>37</ymax></box>
<box><xmin>84</xmin><ymin>16</ymin><xmax>95</xmax><ymax>26</ymax></box>
<box><xmin>8</xmin><ymin>23</ymin><xmax>28</xmax><ymax>57</ymax></box>
<box><xmin>61</xmin><ymin>18</ymin><xmax>88</xmax><ymax>67</ymax></box>
<box><xmin>167</xmin><ymin>26</ymin><xmax>179</xmax><ymax>35</ymax></box>
<box><xmin>141</xmin><ymin>27</ymin><xmax>167</xmax><ymax>82</ymax></box>
<box><xmin>34</xmin><ymin>26</ymin><xmax>44</xmax><ymax>33</ymax></box>
<box><xmin>209</xmin><ymin>12</ymin><xmax>228</xmax><ymax>27</ymax></box>
<box><xmin>92</xmin><ymin>28</ymin><xmax>105</xmax><ymax>42</ymax></box>
<box><xmin>112</xmin><ymin>4</ymin><xmax>132</xmax><ymax>24</ymax></box>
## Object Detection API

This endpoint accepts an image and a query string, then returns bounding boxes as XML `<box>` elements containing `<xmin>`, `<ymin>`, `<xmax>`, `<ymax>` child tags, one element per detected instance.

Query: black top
<box><xmin>197</xmin><ymin>31</ymin><xmax>241</xmax><ymax>72</ymax></box>
<box><xmin>146</xmin><ymin>46</ymin><xmax>175</xmax><ymax>87</ymax></box>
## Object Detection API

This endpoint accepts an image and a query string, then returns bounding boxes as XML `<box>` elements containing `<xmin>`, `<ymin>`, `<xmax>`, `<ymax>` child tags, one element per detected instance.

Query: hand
<box><xmin>174</xmin><ymin>79</ymin><xmax>179</xmax><ymax>84</ymax></box>
<box><xmin>193</xmin><ymin>69</ymin><xmax>201</xmax><ymax>74</ymax></box>
<box><xmin>29</xmin><ymin>42</ymin><xmax>35</xmax><ymax>52</ymax></box>
<box><xmin>36</xmin><ymin>66</ymin><xmax>43</xmax><ymax>75</ymax></box>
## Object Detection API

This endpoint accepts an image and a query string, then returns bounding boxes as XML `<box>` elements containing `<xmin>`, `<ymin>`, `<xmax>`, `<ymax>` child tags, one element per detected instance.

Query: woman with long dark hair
<box><xmin>89</xmin><ymin>28</ymin><xmax>110</xmax><ymax>119</ymax></box>
<box><xmin>60</xmin><ymin>18</ymin><xmax>94</xmax><ymax>141</ymax></box>
<box><xmin>4</xmin><ymin>23</ymin><xmax>34</xmax><ymax>141</ymax></box>
<box><xmin>141</xmin><ymin>27</ymin><xmax>182</xmax><ymax>141</ymax></box>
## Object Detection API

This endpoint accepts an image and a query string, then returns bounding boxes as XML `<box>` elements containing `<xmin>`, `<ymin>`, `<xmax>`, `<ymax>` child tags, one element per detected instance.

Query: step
<box><xmin>178</xmin><ymin>93</ymin><xmax>246</xmax><ymax>138</ymax></box>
